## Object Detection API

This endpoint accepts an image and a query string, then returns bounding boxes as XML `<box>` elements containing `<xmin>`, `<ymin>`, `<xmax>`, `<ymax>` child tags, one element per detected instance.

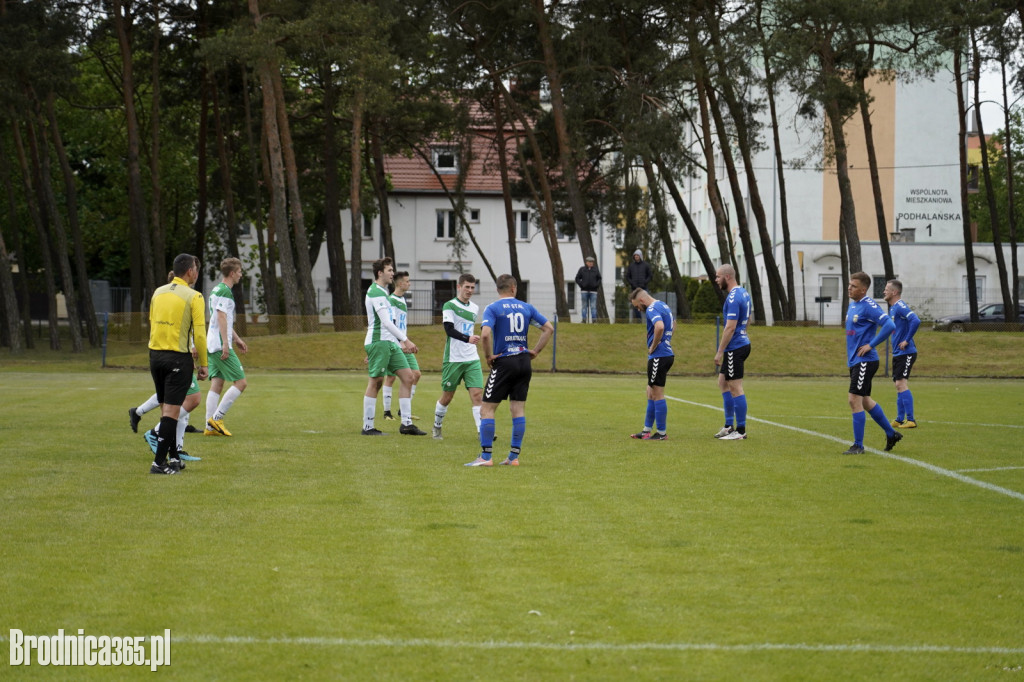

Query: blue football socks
<box><xmin>479</xmin><ymin>418</ymin><xmax>495</xmax><ymax>461</ymax></box>
<box><xmin>852</xmin><ymin>411</ymin><xmax>866</xmax><ymax>447</ymax></box>
<box><xmin>733</xmin><ymin>395</ymin><xmax>747</xmax><ymax>434</ymax></box>
<box><xmin>654</xmin><ymin>399</ymin><xmax>667</xmax><ymax>432</ymax></box>
<box><xmin>722</xmin><ymin>391</ymin><xmax>734</xmax><ymax>428</ymax></box>
<box><xmin>868</xmin><ymin>403</ymin><xmax>894</xmax><ymax>436</ymax></box>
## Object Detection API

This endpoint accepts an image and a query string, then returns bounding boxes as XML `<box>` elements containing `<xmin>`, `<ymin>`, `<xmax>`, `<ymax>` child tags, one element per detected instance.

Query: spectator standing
<box><xmin>574</xmin><ymin>256</ymin><xmax>601</xmax><ymax>323</ymax></box>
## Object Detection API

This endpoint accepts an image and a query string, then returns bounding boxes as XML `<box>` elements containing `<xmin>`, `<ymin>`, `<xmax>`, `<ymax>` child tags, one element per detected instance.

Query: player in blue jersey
<box><xmin>628</xmin><ymin>288</ymin><xmax>675</xmax><ymax>441</ymax></box>
<box><xmin>713</xmin><ymin>265</ymin><xmax>752</xmax><ymax>440</ymax></box>
<box><xmin>883</xmin><ymin>279</ymin><xmax>920</xmax><ymax>429</ymax></box>
<box><xmin>465</xmin><ymin>275</ymin><xmax>554</xmax><ymax>467</ymax></box>
<box><xmin>843</xmin><ymin>272</ymin><xmax>901</xmax><ymax>455</ymax></box>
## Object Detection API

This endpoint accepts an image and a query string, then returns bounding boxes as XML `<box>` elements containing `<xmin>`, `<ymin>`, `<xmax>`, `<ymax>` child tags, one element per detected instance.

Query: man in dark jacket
<box><xmin>624</xmin><ymin>250</ymin><xmax>653</xmax><ymax>321</ymax></box>
<box><xmin>574</xmin><ymin>256</ymin><xmax>601</xmax><ymax>323</ymax></box>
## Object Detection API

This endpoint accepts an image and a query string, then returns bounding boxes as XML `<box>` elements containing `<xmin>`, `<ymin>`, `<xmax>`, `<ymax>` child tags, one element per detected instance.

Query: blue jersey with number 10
<box><xmin>482</xmin><ymin>298</ymin><xmax>549</xmax><ymax>357</ymax></box>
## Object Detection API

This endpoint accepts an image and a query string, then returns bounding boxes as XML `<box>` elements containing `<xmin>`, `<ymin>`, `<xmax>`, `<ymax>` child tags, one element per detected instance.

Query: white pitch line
<box><xmin>958</xmin><ymin>466</ymin><xmax>1024</xmax><ymax>473</ymax></box>
<box><xmin>167</xmin><ymin>634</ymin><xmax>1024</xmax><ymax>655</ymax></box>
<box><xmin>757</xmin><ymin>415</ymin><xmax>1024</xmax><ymax>429</ymax></box>
<box><xmin>666</xmin><ymin>396</ymin><xmax>1024</xmax><ymax>502</ymax></box>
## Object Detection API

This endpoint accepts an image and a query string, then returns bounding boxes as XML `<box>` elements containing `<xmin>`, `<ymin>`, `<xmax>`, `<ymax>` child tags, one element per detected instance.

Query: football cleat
<box><xmin>464</xmin><ymin>457</ymin><xmax>493</xmax><ymax>467</ymax></box>
<box><xmin>842</xmin><ymin>444</ymin><xmax>866</xmax><ymax>455</ymax></box>
<box><xmin>719</xmin><ymin>431</ymin><xmax>747</xmax><ymax>440</ymax></box>
<box><xmin>177</xmin><ymin>451</ymin><xmax>201</xmax><ymax>461</ymax></box>
<box><xmin>206</xmin><ymin>419</ymin><xmax>232</xmax><ymax>437</ymax></box>
<box><xmin>713</xmin><ymin>426</ymin><xmax>735</xmax><ymax>439</ymax></box>
<box><xmin>361</xmin><ymin>428</ymin><xmax>386</xmax><ymax>436</ymax></box>
<box><xmin>646</xmin><ymin>432</ymin><xmax>668</xmax><ymax>441</ymax></box>
<box><xmin>144</xmin><ymin>429</ymin><xmax>158</xmax><ymax>455</ymax></box>
<box><xmin>166</xmin><ymin>457</ymin><xmax>185</xmax><ymax>472</ymax></box>
<box><xmin>899</xmin><ymin>420</ymin><xmax>917</xmax><ymax>429</ymax></box>
<box><xmin>890</xmin><ymin>419</ymin><xmax>905</xmax><ymax>428</ymax></box>
<box><xmin>150</xmin><ymin>462</ymin><xmax>177</xmax><ymax>475</ymax></box>
<box><xmin>884</xmin><ymin>431</ymin><xmax>903</xmax><ymax>452</ymax></box>
<box><xmin>432</xmin><ymin>425</ymin><xmax>443</xmax><ymax>440</ymax></box>
<box><xmin>399</xmin><ymin>424</ymin><xmax>427</xmax><ymax>436</ymax></box>
<box><xmin>499</xmin><ymin>458</ymin><xmax>519</xmax><ymax>466</ymax></box>
<box><xmin>630</xmin><ymin>431</ymin><xmax>652</xmax><ymax>440</ymax></box>
<box><xmin>410</xmin><ymin>414</ymin><xmax>421</xmax><ymax>421</ymax></box>
<box><xmin>184</xmin><ymin>424</ymin><xmax>200</xmax><ymax>433</ymax></box>
<box><xmin>129</xmin><ymin>407</ymin><xmax>142</xmax><ymax>433</ymax></box>
<box><xmin>382</xmin><ymin>411</ymin><xmax>396</xmax><ymax>421</ymax></box>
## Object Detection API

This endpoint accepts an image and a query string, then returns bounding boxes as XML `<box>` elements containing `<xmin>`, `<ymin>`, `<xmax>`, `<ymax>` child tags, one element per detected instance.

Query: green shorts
<box><xmin>186</xmin><ymin>373</ymin><xmax>200</xmax><ymax>396</ymax></box>
<box><xmin>366</xmin><ymin>342</ymin><xmax>410</xmax><ymax>378</ymax></box>
<box><xmin>209</xmin><ymin>348</ymin><xmax>246</xmax><ymax>382</ymax></box>
<box><xmin>387</xmin><ymin>352</ymin><xmax>419</xmax><ymax>376</ymax></box>
<box><xmin>441</xmin><ymin>360</ymin><xmax>484</xmax><ymax>392</ymax></box>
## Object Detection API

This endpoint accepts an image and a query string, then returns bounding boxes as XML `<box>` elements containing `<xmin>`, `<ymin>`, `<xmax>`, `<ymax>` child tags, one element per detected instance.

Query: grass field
<box><xmin>2</xmin><ymin>368</ymin><xmax>1023</xmax><ymax>680</ymax></box>
<box><xmin>38</xmin><ymin>320</ymin><xmax>1024</xmax><ymax>377</ymax></box>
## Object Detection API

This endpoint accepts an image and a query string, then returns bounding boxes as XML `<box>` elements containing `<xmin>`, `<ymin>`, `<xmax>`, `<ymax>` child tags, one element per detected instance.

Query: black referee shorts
<box><xmin>149</xmin><ymin>350</ymin><xmax>194</xmax><ymax>406</ymax></box>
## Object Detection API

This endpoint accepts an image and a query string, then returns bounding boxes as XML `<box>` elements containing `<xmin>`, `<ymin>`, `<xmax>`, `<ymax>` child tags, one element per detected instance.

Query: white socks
<box><xmin>363</xmin><ymin>396</ymin><xmax>376</xmax><ymax>430</ymax></box>
<box><xmin>137</xmin><ymin>394</ymin><xmax>160</xmax><ymax>416</ymax></box>
<box><xmin>214</xmin><ymin>386</ymin><xmax>242</xmax><ymax>420</ymax></box>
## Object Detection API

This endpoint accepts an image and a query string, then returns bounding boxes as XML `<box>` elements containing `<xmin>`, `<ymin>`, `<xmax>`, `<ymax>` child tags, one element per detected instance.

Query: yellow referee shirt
<box><xmin>148</xmin><ymin>277</ymin><xmax>209</xmax><ymax>367</ymax></box>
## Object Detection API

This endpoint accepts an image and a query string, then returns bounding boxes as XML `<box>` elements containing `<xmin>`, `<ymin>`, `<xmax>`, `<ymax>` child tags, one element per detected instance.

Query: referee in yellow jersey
<box><xmin>148</xmin><ymin>254</ymin><xmax>209</xmax><ymax>474</ymax></box>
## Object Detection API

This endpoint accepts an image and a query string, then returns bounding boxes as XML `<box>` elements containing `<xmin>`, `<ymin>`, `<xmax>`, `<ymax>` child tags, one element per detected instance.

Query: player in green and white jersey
<box><xmin>432</xmin><ymin>273</ymin><xmax>483</xmax><ymax>440</ymax></box>
<box><xmin>204</xmin><ymin>257</ymin><xmax>249</xmax><ymax>437</ymax></box>
<box><xmin>363</xmin><ymin>257</ymin><xmax>424</xmax><ymax>436</ymax></box>
<box><xmin>381</xmin><ymin>271</ymin><xmax>422</xmax><ymax>421</ymax></box>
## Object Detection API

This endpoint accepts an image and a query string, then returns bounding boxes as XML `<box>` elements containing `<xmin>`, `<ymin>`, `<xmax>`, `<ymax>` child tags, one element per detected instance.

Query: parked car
<box><xmin>933</xmin><ymin>302</ymin><xmax>1024</xmax><ymax>332</ymax></box>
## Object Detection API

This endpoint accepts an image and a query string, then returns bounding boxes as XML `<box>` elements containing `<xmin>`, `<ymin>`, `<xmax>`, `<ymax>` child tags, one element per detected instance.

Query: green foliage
<box><xmin>692</xmin><ymin>279</ymin><xmax>721</xmax><ymax>318</ymax></box>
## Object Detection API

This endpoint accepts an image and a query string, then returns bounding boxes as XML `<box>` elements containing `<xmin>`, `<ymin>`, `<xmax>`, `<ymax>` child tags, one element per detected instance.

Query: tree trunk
<box><xmin>2</xmin><ymin>122</ymin><xmax>34</xmax><ymax>348</ymax></box>
<box><xmin>242</xmin><ymin>65</ymin><xmax>278</xmax><ymax>319</ymax></box>
<box><xmin>320</xmin><ymin>68</ymin><xmax>349</xmax><ymax>328</ymax></box>
<box><xmin>270</xmin><ymin>66</ymin><xmax>317</xmax><ymax>318</ymax></box>
<box><xmin>532</xmin><ymin>0</ymin><xmax>606</xmax><ymax>320</ymax></box>
<box><xmin>856</xmin><ymin>71</ymin><xmax>894</xmax><ymax>281</ymax></box>
<box><xmin>30</xmin><ymin>95</ymin><xmax>83</xmax><ymax>351</ymax></box>
<box><xmin>491</xmin><ymin>79</ymin><xmax>523</xmax><ymax>288</ymax></box>
<box><xmin>149</xmin><ymin>2</ymin><xmax>165</xmax><ymax>282</ymax></box>
<box><xmin>368</xmin><ymin>121</ymin><xmax>394</xmax><ymax>264</ymax></box>
<box><xmin>348</xmin><ymin>88</ymin><xmax>365</xmax><ymax>316</ymax></box>
<box><xmin>655</xmin><ymin>153</ymin><xmax>722</xmax><ymax>290</ymax></box>
<box><xmin>757</xmin><ymin>0</ymin><xmax>797</xmax><ymax>318</ymax></box>
<box><xmin>211</xmin><ymin>73</ymin><xmax>245</xmax><ymax>334</ymax></box>
<box><xmin>13</xmin><ymin>118</ymin><xmax>60</xmax><ymax>349</ymax></box>
<box><xmin>824</xmin><ymin>96</ymin><xmax>862</xmax><ymax>274</ymax></box>
<box><xmin>695</xmin><ymin>74</ymin><xmax>734</xmax><ymax>279</ymax></box>
<box><xmin>706</xmin><ymin>83</ymin><xmax>765</xmax><ymax>322</ymax></box>
<box><xmin>954</xmin><ymin>41</ymin><xmax>979</xmax><ymax>321</ymax></box>
<box><xmin>0</xmin><ymin>135</ymin><xmax>22</xmax><ymax>351</ymax></box>
<box><xmin>705</xmin><ymin>13</ymin><xmax>787</xmax><ymax>320</ymax></box>
<box><xmin>194</xmin><ymin>71</ymin><xmax>209</xmax><ymax>294</ymax></box>
<box><xmin>642</xmin><ymin>156</ymin><xmax>691</xmax><ymax>318</ymax></box>
<box><xmin>999</xmin><ymin>56</ymin><xmax>1019</xmax><ymax>320</ymax></box>
<box><xmin>972</xmin><ymin>33</ymin><xmax>1013</xmax><ymax>316</ymax></box>
<box><xmin>112</xmin><ymin>0</ymin><xmax>155</xmax><ymax>301</ymax></box>
<box><xmin>46</xmin><ymin>93</ymin><xmax>100</xmax><ymax>347</ymax></box>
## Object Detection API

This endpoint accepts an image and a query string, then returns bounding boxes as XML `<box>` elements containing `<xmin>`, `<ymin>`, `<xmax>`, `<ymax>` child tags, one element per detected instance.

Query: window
<box><xmin>964</xmin><ymin>275</ymin><xmax>985</xmax><ymax>304</ymax></box>
<box><xmin>872</xmin><ymin>275</ymin><xmax>886</xmax><ymax>299</ymax></box>
<box><xmin>432</xmin><ymin>147</ymin><xmax>458</xmax><ymax>174</ymax></box>
<box><xmin>819</xmin><ymin>275</ymin><xmax>840</xmax><ymax>301</ymax></box>
<box><xmin>566</xmin><ymin>282</ymin><xmax>576</xmax><ymax>311</ymax></box>
<box><xmin>515</xmin><ymin>211</ymin><xmax>530</xmax><ymax>240</ymax></box>
<box><xmin>555</xmin><ymin>218</ymin><xmax>576</xmax><ymax>241</ymax></box>
<box><xmin>436</xmin><ymin>210</ymin><xmax>457</xmax><ymax>239</ymax></box>
<box><xmin>362</xmin><ymin>214</ymin><xmax>373</xmax><ymax>240</ymax></box>
<box><xmin>468</xmin><ymin>208</ymin><xmax>480</xmax><ymax>223</ymax></box>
